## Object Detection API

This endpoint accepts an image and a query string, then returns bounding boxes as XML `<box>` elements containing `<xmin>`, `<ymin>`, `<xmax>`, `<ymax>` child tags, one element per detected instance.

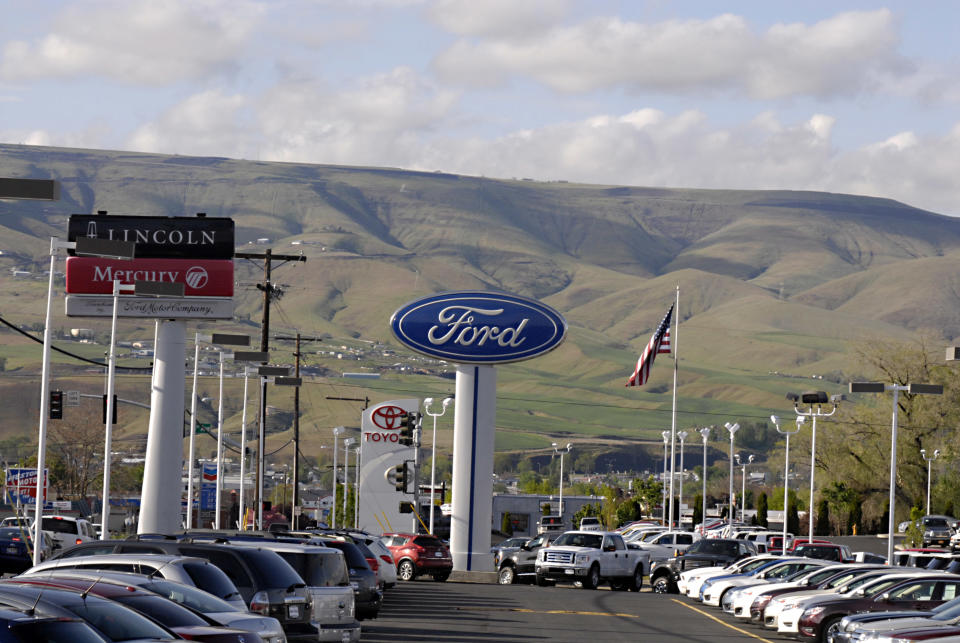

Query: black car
<box><xmin>47</xmin><ymin>538</ymin><xmax>317</xmax><ymax>642</ymax></box>
<box><xmin>317</xmin><ymin>539</ymin><xmax>382</xmax><ymax>620</ymax></box>
<box><xmin>649</xmin><ymin>538</ymin><xmax>758</xmax><ymax>594</ymax></box>
<box><xmin>498</xmin><ymin>533</ymin><xmax>556</xmax><ymax>585</ymax></box>
<box><xmin>0</xmin><ymin>582</ymin><xmax>181</xmax><ymax>642</ymax></box>
<box><xmin>0</xmin><ymin>603</ymin><xmax>109</xmax><ymax>643</ymax></box>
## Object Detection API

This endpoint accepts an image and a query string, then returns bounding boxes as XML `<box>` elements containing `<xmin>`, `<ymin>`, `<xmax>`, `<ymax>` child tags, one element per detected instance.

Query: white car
<box><xmin>702</xmin><ymin>558</ymin><xmax>819</xmax><ymax>607</ymax></box>
<box><xmin>365</xmin><ymin>537</ymin><xmax>398</xmax><ymax>588</ymax></box>
<box><xmin>729</xmin><ymin>563</ymin><xmax>855</xmax><ymax>621</ymax></box>
<box><xmin>682</xmin><ymin>555</ymin><xmax>777</xmax><ymax>599</ymax></box>
<box><xmin>39</xmin><ymin>514</ymin><xmax>96</xmax><ymax>551</ymax></box>
<box><xmin>716</xmin><ymin>560</ymin><xmax>828</xmax><ymax>613</ymax></box>
<box><xmin>631</xmin><ymin>531</ymin><xmax>697</xmax><ymax>562</ymax></box>
<box><xmin>763</xmin><ymin>566</ymin><xmax>893</xmax><ymax>630</ymax></box>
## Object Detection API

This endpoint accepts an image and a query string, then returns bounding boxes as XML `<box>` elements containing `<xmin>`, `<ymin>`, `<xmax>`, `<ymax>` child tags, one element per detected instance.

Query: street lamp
<box><xmin>771</xmin><ymin>415</ymin><xmax>802</xmax><ymax>554</ymax></box>
<box><xmin>661</xmin><ymin>431</ymin><xmax>670</xmax><ymax>526</ymax></box>
<box><xmin>849</xmin><ymin>381</ymin><xmax>943</xmax><ymax>564</ymax></box>
<box><xmin>354</xmin><ymin>444</ymin><xmax>361</xmax><ymax>528</ymax></box>
<box><xmin>677</xmin><ymin>431</ymin><xmax>688</xmax><ymax>529</ymax></box>
<box><xmin>786</xmin><ymin>390</ymin><xmax>841</xmax><ymax>547</ymax></box>
<box><xmin>921</xmin><ymin>448</ymin><xmax>941</xmax><ymax>516</ymax></box>
<box><xmin>698</xmin><ymin>427</ymin><xmax>711</xmax><ymax>532</ymax></box>
<box><xmin>734</xmin><ymin>453</ymin><xmax>754</xmax><ymax>523</ymax></box>
<box><xmin>552</xmin><ymin>442</ymin><xmax>572</xmax><ymax>523</ymax></box>
<box><xmin>34</xmin><ymin>236</ymin><xmax>134</xmax><ymax>562</ymax></box>
<box><xmin>332</xmin><ymin>427</ymin><xmax>344</xmax><ymax>529</ymax></box>
<box><xmin>724</xmin><ymin>422</ymin><xmax>740</xmax><ymax>527</ymax></box>
<box><xmin>343</xmin><ymin>437</ymin><xmax>356</xmax><ymax>527</ymax></box>
<box><xmin>423</xmin><ymin>397</ymin><xmax>453</xmax><ymax>534</ymax></box>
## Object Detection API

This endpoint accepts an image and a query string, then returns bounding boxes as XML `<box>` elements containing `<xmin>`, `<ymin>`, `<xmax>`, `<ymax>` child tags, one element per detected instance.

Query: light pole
<box><xmin>343</xmin><ymin>437</ymin><xmax>356</xmax><ymax>527</ymax></box>
<box><xmin>331</xmin><ymin>427</ymin><xmax>344</xmax><ymax>529</ymax></box>
<box><xmin>423</xmin><ymin>397</ymin><xmax>453</xmax><ymax>534</ymax></box>
<box><xmin>677</xmin><ymin>431</ymin><xmax>688</xmax><ymax>529</ymax></box>
<box><xmin>734</xmin><ymin>453</ymin><xmax>754</xmax><ymax>523</ymax></box>
<box><xmin>724</xmin><ymin>422</ymin><xmax>739</xmax><ymax>527</ymax></box>
<box><xmin>698</xmin><ymin>427</ymin><xmax>710</xmax><ymax>532</ymax></box>
<box><xmin>771</xmin><ymin>415</ymin><xmax>803</xmax><ymax>555</ymax></box>
<box><xmin>354</xmin><ymin>445</ymin><xmax>361</xmax><ymax>528</ymax></box>
<box><xmin>552</xmin><ymin>442</ymin><xmax>572</xmax><ymax>524</ymax></box>
<box><xmin>921</xmin><ymin>448</ymin><xmax>941</xmax><ymax>516</ymax></box>
<box><xmin>661</xmin><ymin>431</ymin><xmax>670</xmax><ymax>526</ymax></box>
<box><xmin>849</xmin><ymin>381</ymin><xmax>943</xmax><ymax>564</ymax></box>
<box><xmin>34</xmin><ymin>236</ymin><xmax>134</xmax><ymax>562</ymax></box>
<box><xmin>786</xmin><ymin>391</ymin><xmax>841</xmax><ymax>547</ymax></box>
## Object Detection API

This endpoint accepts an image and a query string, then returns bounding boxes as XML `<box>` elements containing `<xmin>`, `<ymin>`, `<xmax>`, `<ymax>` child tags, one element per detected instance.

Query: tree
<box><xmin>904</xmin><ymin>505</ymin><xmax>924</xmax><ymax>547</ymax></box>
<box><xmin>692</xmin><ymin>493</ymin><xmax>703</xmax><ymax>527</ymax></box>
<box><xmin>48</xmin><ymin>402</ymin><xmax>104</xmax><ymax>499</ymax></box>
<box><xmin>501</xmin><ymin>512</ymin><xmax>513</xmax><ymax>536</ymax></box>
<box><xmin>787</xmin><ymin>496</ymin><xmax>801</xmax><ymax>535</ymax></box>
<box><xmin>815</xmin><ymin>499</ymin><xmax>830</xmax><ymax>536</ymax></box>
<box><xmin>631</xmin><ymin>475</ymin><xmax>662</xmax><ymax>518</ymax></box>
<box><xmin>756</xmin><ymin>493</ymin><xmax>768</xmax><ymax>528</ymax></box>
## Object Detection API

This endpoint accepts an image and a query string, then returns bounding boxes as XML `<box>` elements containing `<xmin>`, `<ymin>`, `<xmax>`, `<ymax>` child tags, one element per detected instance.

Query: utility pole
<box><xmin>274</xmin><ymin>332</ymin><xmax>322</xmax><ymax>527</ymax></box>
<box><xmin>234</xmin><ymin>248</ymin><xmax>305</xmax><ymax>526</ymax></box>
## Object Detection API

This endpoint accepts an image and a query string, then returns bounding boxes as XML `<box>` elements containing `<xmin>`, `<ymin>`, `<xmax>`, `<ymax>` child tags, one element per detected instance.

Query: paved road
<box><xmin>360</xmin><ymin>578</ymin><xmax>775</xmax><ymax>642</ymax></box>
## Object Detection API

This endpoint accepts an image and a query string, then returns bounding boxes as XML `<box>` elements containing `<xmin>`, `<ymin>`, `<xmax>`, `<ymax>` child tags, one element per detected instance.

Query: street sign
<box><xmin>65</xmin><ymin>390</ymin><xmax>81</xmax><ymax>406</ymax></box>
<box><xmin>65</xmin><ymin>257</ymin><xmax>234</xmax><ymax>297</ymax></box>
<box><xmin>66</xmin><ymin>295</ymin><xmax>233</xmax><ymax>319</ymax></box>
<box><xmin>68</xmin><ymin>214</ymin><xmax>234</xmax><ymax>259</ymax></box>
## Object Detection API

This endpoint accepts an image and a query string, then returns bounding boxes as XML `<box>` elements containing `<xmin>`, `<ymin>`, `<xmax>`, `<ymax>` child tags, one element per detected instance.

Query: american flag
<box><xmin>626</xmin><ymin>304</ymin><xmax>674</xmax><ymax>387</ymax></box>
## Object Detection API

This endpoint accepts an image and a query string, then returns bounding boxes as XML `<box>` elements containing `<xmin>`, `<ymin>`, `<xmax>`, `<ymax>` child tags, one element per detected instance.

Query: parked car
<box><xmin>360</xmin><ymin>535</ymin><xmax>398</xmax><ymax>589</ymax></box>
<box><xmin>631</xmin><ymin>530</ymin><xmax>698</xmax><ymax>562</ymax></box>
<box><xmin>534</xmin><ymin>530</ymin><xmax>649</xmax><ymax>590</ymax></box>
<box><xmin>316</xmin><ymin>537</ymin><xmax>383</xmax><ymax>620</ymax></box>
<box><xmin>833</xmin><ymin>594</ymin><xmax>960</xmax><ymax>643</ymax></box>
<box><xmin>649</xmin><ymin>538</ymin><xmax>758</xmax><ymax>594</ymax></box>
<box><xmin>43</xmin><ymin>538</ymin><xmax>318</xmax><ymax>641</ymax></box>
<box><xmin>923</xmin><ymin>516</ymin><xmax>956</xmax><ymax>548</ymax></box>
<box><xmin>0</xmin><ymin>527</ymin><xmax>49</xmax><ymax>573</ymax></box>
<box><xmin>579</xmin><ymin>517</ymin><xmax>602</xmax><ymax>531</ymax></box>
<box><xmin>497</xmin><ymin>533</ymin><xmax>556</xmax><ymax>585</ymax></box>
<box><xmin>0</xmin><ymin>602</ymin><xmax>109</xmax><ymax>643</ymax></box>
<box><xmin>17</xmin><ymin>569</ymin><xmax>286</xmax><ymax>643</ymax></box>
<box><xmin>39</xmin><ymin>515</ymin><xmax>96</xmax><ymax>551</ymax></box>
<box><xmin>792</xmin><ymin>542</ymin><xmax>854</xmax><ymax>563</ymax></box>
<box><xmin>24</xmin><ymin>552</ymin><xmax>248</xmax><ymax>611</ymax></box>
<box><xmin>8</xmin><ymin>576</ymin><xmax>262</xmax><ymax>642</ymax></box>
<box><xmin>381</xmin><ymin>532</ymin><xmax>453</xmax><ymax>582</ymax></box>
<box><xmin>491</xmin><ymin>536</ymin><xmax>529</xmax><ymax>568</ymax></box>
<box><xmin>234</xmin><ymin>540</ymin><xmax>361</xmax><ymax>642</ymax></box>
<box><xmin>0</xmin><ymin>581</ymin><xmax>181</xmax><ymax>642</ymax></box>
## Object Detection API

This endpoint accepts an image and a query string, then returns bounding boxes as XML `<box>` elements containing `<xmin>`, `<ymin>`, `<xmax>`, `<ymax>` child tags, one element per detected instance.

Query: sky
<box><xmin>2</xmin><ymin>0</ymin><xmax>959</xmax><ymax>216</ymax></box>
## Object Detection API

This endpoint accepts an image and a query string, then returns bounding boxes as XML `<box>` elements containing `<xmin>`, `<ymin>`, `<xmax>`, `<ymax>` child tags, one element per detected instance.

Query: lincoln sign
<box><xmin>389</xmin><ymin>291</ymin><xmax>567</xmax><ymax>364</ymax></box>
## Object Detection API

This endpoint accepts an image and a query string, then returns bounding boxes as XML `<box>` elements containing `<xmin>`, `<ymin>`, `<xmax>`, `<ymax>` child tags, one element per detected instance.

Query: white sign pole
<box><xmin>450</xmin><ymin>365</ymin><xmax>496</xmax><ymax>572</ymax></box>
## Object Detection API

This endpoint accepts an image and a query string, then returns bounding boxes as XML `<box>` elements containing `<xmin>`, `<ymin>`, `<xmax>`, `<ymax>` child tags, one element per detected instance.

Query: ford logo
<box><xmin>390</xmin><ymin>291</ymin><xmax>567</xmax><ymax>364</ymax></box>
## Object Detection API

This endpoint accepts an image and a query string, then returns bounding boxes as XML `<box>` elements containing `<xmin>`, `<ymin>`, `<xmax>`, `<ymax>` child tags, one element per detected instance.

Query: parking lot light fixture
<box><xmin>698</xmin><ymin>427</ymin><xmax>711</xmax><ymax>534</ymax></box>
<box><xmin>724</xmin><ymin>422</ymin><xmax>740</xmax><ymax>526</ymax></box>
<box><xmin>771</xmin><ymin>415</ymin><xmax>802</xmax><ymax>554</ymax></box>
<box><xmin>787</xmin><ymin>391</ymin><xmax>839</xmax><ymax>546</ymax></box>
<box><xmin>734</xmin><ymin>453</ymin><xmax>754</xmax><ymax>523</ymax></box>
<box><xmin>332</xmin><ymin>427</ymin><xmax>345</xmax><ymax>529</ymax></box>
<box><xmin>662</xmin><ymin>431</ymin><xmax>670</xmax><ymax>525</ymax></box>
<box><xmin>424</xmin><ymin>397</ymin><xmax>453</xmax><ymax>534</ymax></box>
<box><xmin>677</xmin><ymin>431</ymin><xmax>688</xmax><ymax>528</ymax></box>
<box><xmin>849</xmin><ymin>381</ymin><xmax>943</xmax><ymax>564</ymax></box>
<box><xmin>921</xmin><ymin>448</ymin><xmax>941</xmax><ymax>516</ymax></box>
<box><xmin>553</xmin><ymin>442</ymin><xmax>572</xmax><ymax>521</ymax></box>
<box><xmin>343</xmin><ymin>437</ymin><xmax>356</xmax><ymax>526</ymax></box>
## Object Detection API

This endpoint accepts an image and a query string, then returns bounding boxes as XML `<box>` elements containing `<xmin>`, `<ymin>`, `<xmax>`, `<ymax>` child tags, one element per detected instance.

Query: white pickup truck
<box><xmin>535</xmin><ymin>530</ymin><xmax>650</xmax><ymax>590</ymax></box>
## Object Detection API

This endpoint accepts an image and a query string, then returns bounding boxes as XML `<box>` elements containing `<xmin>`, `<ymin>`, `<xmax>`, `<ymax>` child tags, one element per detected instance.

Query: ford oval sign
<box><xmin>390</xmin><ymin>291</ymin><xmax>567</xmax><ymax>364</ymax></box>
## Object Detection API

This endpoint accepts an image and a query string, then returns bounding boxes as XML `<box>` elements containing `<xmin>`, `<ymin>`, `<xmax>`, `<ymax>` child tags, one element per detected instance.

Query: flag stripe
<box><xmin>626</xmin><ymin>304</ymin><xmax>674</xmax><ymax>387</ymax></box>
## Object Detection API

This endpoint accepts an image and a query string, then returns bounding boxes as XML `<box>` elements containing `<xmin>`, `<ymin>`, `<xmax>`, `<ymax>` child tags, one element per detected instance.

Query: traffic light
<box><xmin>49</xmin><ymin>390</ymin><xmax>63</xmax><ymax>420</ymax></box>
<box><xmin>399</xmin><ymin>501</ymin><xmax>414</xmax><ymax>514</ymax></box>
<box><xmin>399</xmin><ymin>412</ymin><xmax>419</xmax><ymax>446</ymax></box>
<box><xmin>392</xmin><ymin>463</ymin><xmax>408</xmax><ymax>492</ymax></box>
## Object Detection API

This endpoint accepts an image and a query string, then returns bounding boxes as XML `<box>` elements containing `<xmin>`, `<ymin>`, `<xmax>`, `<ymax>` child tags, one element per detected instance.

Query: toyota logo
<box><xmin>371</xmin><ymin>405</ymin><xmax>406</xmax><ymax>431</ymax></box>
<box><xmin>185</xmin><ymin>266</ymin><xmax>209</xmax><ymax>289</ymax></box>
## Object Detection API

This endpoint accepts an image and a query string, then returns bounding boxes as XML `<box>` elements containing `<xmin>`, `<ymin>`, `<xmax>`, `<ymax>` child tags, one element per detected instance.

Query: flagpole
<box><xmin>667</xmin><ymin>285</ymin><xmax>680</xmax><ymax>528</ymax></box>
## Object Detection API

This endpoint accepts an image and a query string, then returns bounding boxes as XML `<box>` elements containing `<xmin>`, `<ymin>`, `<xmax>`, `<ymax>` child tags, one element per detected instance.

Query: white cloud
<box><xmin>432</xmin><ymin>10</ymin><xmax>911</xmax><ymax>99</ymax></box>
<box><xmin>428</xmin><ymin>0</ymin><xmax>572</xmax><ymax>38</ymax></box>
<box><xmin>0</xmin><ymin>0</ymin><xmax>264</xmax><ymax>84</ymax></box>
<box><xmin>126</xmin><ymin>90</ymin><xmax>252</xmax><ymax>157</ymax></box>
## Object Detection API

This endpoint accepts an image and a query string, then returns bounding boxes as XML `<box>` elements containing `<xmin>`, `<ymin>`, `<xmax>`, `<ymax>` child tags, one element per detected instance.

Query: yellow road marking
<box><xmin>670</xmin><ymin>599</ymin><xmax>776</xmax><ymax>643</ymax></box>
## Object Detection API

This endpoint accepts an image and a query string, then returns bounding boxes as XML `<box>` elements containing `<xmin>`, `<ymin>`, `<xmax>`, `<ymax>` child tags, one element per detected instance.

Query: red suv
<box><xmin>381</xmin><ymin>533</ymin><xmax>452</xmax><ymax>582</ymax></box>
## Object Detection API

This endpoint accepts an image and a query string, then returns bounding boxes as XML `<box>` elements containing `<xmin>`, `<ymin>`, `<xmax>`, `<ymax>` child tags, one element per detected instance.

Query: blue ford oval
<box><xmin>390</xmin><ymin>291</ymin><xmax>567</xmax><ymax>364</ymax></box>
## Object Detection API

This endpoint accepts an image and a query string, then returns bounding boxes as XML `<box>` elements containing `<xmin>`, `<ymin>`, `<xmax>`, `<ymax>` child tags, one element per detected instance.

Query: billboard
<box><xmin>4</xmin><ymin>468</ymin><xmax>48</xmax><ymax>506</ymax></box>
<box><xmin>357</xmin><ymin>399</ymin><xmax>420</xmax><ymax>534</ymax></box>
<box><xmin>65</xmin><ymin>257</ymin><xmax>234</xmax><ymax>297</ymax></box>
<box><xmin>200</xmin><ymin>463</ymin><xmax>217</xmax><ymax>511</ymax></box>
<box><xmin>68</xmin><ymin>214</ymin><xmax>234</xmax><ymax>259</ymax></box>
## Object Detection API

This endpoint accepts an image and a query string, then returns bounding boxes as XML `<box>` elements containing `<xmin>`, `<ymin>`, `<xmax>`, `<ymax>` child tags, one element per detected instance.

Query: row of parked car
<box><xmin>0</xmin><ymin>520</ymin><xmax>457</xmax><ymax>643</ymax></box>
<box><xmin>666</xmin><ymin>536</ymin><xmax>960</xmax><ymax>643</ymax></box>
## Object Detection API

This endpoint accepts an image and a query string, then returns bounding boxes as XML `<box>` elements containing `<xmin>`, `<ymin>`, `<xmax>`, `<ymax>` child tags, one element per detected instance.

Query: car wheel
<box><xmin>433</xmin><ymin>572</ymin><xmax>450</xmax><ymax>582</ymax></box>
<box><xmin>582</xmin><ymin>564</ymin><xmax>600</xmax><ymax>590</ymax></box>
<box><xmin>629</xmin><ymin>565</ymin><xmax>643</xmax><ymax>592</ymax></box>
<box><xmin>820</xmin><ymin>615</ymin><xmax>843</xmax><ymax>643</ymax></box>
<box><xmin>397</xmin><ymin>560</ymin><xmax>416</xmax><ymax>581</ymax></box>
<box><xmin>498</xmin><ymin>565</ymin><xmax>516</xmax><ymax>585</ymax></box>
<box><xmin>651</xmin><ymin>575</ymin><xmax>672</xmax><ymax>594</ymax></box>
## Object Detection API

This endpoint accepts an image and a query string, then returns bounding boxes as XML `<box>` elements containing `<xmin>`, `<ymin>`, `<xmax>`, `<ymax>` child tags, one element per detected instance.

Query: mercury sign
<box><xmin>389</xmin><ymin>291</ymin><xmax>567</xmax><ymax>364</ymax></box>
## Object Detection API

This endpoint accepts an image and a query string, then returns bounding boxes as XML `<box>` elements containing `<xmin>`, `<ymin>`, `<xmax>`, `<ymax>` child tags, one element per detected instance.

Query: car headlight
<box><xmin>804</xmin><ymin>606</ymin><xmax>826</xmax><ymax>618</ymax></box>
<box><xmin>576</xmin><ymin>554</ymin><xmax>590</xmax><ymax>564</ymax></box>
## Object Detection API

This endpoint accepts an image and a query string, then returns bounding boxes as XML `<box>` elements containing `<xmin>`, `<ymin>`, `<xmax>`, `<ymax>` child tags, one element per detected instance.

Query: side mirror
<box><xmin>604</xmin><ymin>545</ymin><xmax>616</xmax><ymax>552</ymax></box>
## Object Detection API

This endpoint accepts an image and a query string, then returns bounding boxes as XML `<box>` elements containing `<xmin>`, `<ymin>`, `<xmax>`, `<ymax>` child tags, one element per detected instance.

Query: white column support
<box><xmin>186</xmin><ymin>336</ymin><xmax>200</xmax><ymax>529</ymax></box>
<box><xmin>100</xmin><ymin>279</ymin><xmax>121</xmax><ymax>539</ymax></box>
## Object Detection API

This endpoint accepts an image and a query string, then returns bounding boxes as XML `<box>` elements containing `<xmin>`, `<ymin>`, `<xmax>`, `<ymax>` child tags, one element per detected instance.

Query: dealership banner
<box><xmin>68</xmin><ymin>214</ymin><xmax>234</xmax><ymax>259</ymax></box>
<box><xmin>66</xmin><ymin>295</ymin><xmax>234</xmax><ymax>319</ymax></box>
<box><xmin>65</xmin><ymin>257</ymin><xmax>234</xmax><ymax>297</ymax></box>
<box><xmin>4</xmin><ymin>468</ymin><xmax>48</xmax><ymax>505</ymax></box>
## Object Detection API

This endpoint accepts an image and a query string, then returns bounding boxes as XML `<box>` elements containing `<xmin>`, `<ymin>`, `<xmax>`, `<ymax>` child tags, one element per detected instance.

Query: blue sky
<box><xmin>2</xmin><ymin>1</ymin><xmax>959</xmax><ymax>215</ymax></box>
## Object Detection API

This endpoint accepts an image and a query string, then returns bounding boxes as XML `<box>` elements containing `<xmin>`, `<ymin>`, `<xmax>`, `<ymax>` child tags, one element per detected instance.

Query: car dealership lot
<box><xmin>361</xmin><ymin>576</ymin><xmax>773</xmax><ymax>642</ymax></box>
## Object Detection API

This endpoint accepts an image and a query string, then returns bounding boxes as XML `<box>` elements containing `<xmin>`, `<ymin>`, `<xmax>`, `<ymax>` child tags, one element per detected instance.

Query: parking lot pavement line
<box><xmin>458</xmin><ymin>606</ymin><xmax>642</xmax><ymax>619</ymax></box>
<box><xmin>670</xmin><ymin>599</ymin><xmax>776</xmax><ymax>643</ymax></box>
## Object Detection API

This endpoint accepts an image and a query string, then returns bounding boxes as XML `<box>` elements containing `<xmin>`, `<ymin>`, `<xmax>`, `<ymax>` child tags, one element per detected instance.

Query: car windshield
<box><xmin>41</xmin><ymin>518</ymin><xmax>78</xmax><ymax>534</ymax></box>
<box><xmin>8</xmin><ymin>620</ymin><xmax>109</xmax><ymax>643</ymax></box>
<box><xmin>412</xmin><ymin>536</ymin><xmax>444</xmax><ymax>548</ymax></box>
<box><xmin>62</xmin><ymin>599</ymin><xmax>175</xmax><ymax>641</ymax></box>
<box><xmin>110</xmin><ymin>595</ymin><xmax>209</xmax><ymax>628</ymax></box>
<box><xmin>181</xmin><ymin>561</ymin><xmax>241</xmax><ymax>601</ymax></box>
<box><xmin>278</xmin><ymin>552</ymin><xmax>349</xmax><ymax>587</ymax></box>
<box><xmin>0</xmin><ymin>528</ymin><xmax>30</xmax><ymax>541</ymax></box>
<box><xmin>322</xmin><ymin>541</ymin><xmax>369</xmax><ymax>569</ymax></box>
<box><xmin>141</xmin><ymin>579</ymin><xmax>237</xmax><ymax>613</ymax></box>
<box><xmin>930</xmin><ymin>597</ymin><xmax>960</xmax><ymax>621</ymax></box>
<box><xmin>926</xmin><ymin>518</ymin><xmax>949</xmax><ymax>528</ymax></box>
<box><xmin>552</xmin><ymin>533</ymin><xmax>602</xmax><ymax>548</ymax></box>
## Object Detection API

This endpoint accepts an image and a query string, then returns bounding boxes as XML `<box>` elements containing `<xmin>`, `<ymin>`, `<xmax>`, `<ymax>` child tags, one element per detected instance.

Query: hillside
<box><xmin>0</xmin><ymin>143</ymin><xmax>956</xmax><ymax>472</ymax></box>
